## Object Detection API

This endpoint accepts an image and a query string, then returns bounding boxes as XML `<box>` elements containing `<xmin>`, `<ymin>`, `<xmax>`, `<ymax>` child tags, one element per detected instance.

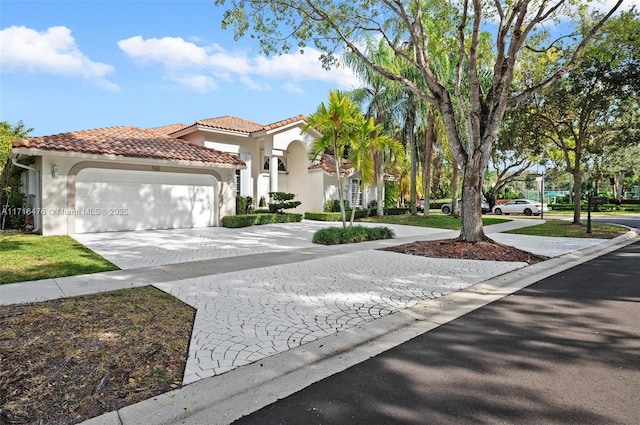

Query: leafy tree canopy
<box><xmin>1</xmin><ymin>120</ymin><xmax>33</xmax><ymax>175</ymax></box>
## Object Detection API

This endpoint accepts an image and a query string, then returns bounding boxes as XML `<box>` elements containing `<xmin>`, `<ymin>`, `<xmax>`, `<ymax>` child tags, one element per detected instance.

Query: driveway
<box><xmin>68</xmin><ymin>219</ymin><xmax>610</xmax><ymax>385</ymax></box>
<box><xmin>71</xmin><ymin>221</ymin><xmax>452</xmax><ymax>269</ymax></box>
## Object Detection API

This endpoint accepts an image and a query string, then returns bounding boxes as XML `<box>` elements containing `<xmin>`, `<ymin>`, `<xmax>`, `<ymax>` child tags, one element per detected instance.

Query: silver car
<box><xmin>492</xmin><ymin>199</ymin><xmax>548</xmax><ymax>216</ymax></box>
<box><xmin>441</xmin><ymin>199</ymin><xmax>491</xmax><ymax>215</ymax></box>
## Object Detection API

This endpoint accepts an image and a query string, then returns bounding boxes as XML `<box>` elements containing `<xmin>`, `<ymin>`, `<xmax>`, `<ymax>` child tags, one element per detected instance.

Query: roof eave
<box><xmin>11</xmin><ymin>147</ymin><xmax>246</xmax><ymax>170</ymax></box>
<box><xmin>257</xmin><ymin>119</ymin><xmax>308</xmax><ymax>137</ymax></box>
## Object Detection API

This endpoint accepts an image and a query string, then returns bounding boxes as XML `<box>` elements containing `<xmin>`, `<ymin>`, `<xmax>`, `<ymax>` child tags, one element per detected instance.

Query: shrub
<box><xmin>312</xmin><ymin>225</ymin><xmax>395</xmax><ymax>245</ymax></box>
<box><xmin>305</xmin><ymin>209</ymin><xmax>371</xmax><ymax>221</ymax></box>
<box><xmin>383</xmin><ymin>207</ymin><xmax>410</xmax><ymax>216</ymax></box>
<box><xmin>268</xmin><ymin>192</ymin><xmax>301</xmax><ymax>213</ymax></box>
<box><xmin>236</xmin><ymin>196</ymin><xmax>248</xmax><ymax>215</ymax></box>
<box><xmin>305</xmin><ymin>212</ymin><xmax>343</xmax><ymax>221</ymax></box>
<box><xmin>221</xmin><ymin>213</ymin><xmax>303</xmax><ymax>228</ymax></box>
<box><xmin>324</xmin><ymin>199</ymin><xmax>349</xmax><ymax>212</ymax></box>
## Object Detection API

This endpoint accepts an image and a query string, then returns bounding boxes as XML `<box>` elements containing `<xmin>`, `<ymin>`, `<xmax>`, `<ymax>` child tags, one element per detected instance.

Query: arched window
<box><xmin>263</xmin><ymin>157</ymin><xmax>287</xmax><ymax>172</ymax></box>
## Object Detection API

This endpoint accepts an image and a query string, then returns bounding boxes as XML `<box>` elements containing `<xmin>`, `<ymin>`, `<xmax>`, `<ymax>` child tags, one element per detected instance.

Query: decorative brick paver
<box><xmin>154</xmin><ymin>249</ymin><xmax>526</xmax><ymax>384</ymax></box>
<box><xmin>72</xmin><ymin>222</ymin><xmax>444</xmax><ymax>269</ymax></box>
<box><xmin>67</xmin><ymin>220</ymin><xmax>608</xmax><ymax>386</ymax></box>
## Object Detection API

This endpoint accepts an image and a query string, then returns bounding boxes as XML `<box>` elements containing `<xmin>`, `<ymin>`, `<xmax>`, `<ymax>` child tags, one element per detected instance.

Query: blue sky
<box><xmin>0</xmin><ymin>0</ymin><xmax>360</xmax><ymax>136</ymax></box>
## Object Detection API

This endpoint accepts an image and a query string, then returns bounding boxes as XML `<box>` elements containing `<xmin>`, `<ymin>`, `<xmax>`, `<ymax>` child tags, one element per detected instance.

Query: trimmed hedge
<box><xmin>548</xmin><ymin>203</ymin><xmax>640</xmax><ymax>212</ymax></box>
<box><xmin>305</xmin><ymin>209</ymin><xmax>371</xmax><ymax>221</ymax></box>
<box><xmin>312</xmin><ymin>225</ymin><xmax>395</xmax><ymax>245</ymax></box>
<box><xmin>305</xmin><ymin>207</ymin><xmax>411</xmax><ymax>221</ymax></box>
<box><xmin>383</xmin><ymin>207</ymin><xmax>411</xmax><ymax>215</ymax></box>
<box><xmin>221</xmin><ymin>213</ymin><xmax>303</xmax><ymax>228</ymax></box>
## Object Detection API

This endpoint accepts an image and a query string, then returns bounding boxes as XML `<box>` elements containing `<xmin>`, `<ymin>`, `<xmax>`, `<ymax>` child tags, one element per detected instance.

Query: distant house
<box><xmin>11</xmin><ymin>115</ymin><xmax>382</xmax><ymax>235</ymax></box>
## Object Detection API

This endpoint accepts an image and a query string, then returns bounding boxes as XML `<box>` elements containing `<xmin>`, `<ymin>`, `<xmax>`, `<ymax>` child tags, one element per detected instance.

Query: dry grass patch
<box><xmin>0</xmin><ymin>286</ymin><xmax>195</xmax><ymax>425</ymax></box>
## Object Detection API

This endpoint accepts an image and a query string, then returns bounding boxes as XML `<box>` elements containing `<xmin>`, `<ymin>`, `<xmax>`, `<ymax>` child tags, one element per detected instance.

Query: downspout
<box><xmin>11</xmin><ymin>154</ymin><xmax>42</xmax><ymax>233</ymax></box>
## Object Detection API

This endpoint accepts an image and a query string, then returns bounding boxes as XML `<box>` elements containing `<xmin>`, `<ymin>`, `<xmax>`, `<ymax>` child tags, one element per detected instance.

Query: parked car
<box><xmin>492</xmin><ymin>199</ymin><xmax>548</xmax><ymax>216</ymax></box>
<box><xmin>417</xmin><ymin>198</ymin><xmax>425</xmax><ymax>212</ymax></box>
<box><xmin>441</xmin><ymin>199</ymin><xmax>491</xmax><ymax>215</ymax></box>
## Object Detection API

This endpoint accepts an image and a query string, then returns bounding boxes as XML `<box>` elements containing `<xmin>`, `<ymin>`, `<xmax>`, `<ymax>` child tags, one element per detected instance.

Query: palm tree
<box><xmin>344</xmin><ymin>38</ymin><xmax>406</xmax><ymax>216</ymax></box>
<box><xmin>347</xmin><ymin>116</ymin><xmax>404</xmax><ymax>224</ymax></box>
<box><xmin>305</xmin><ymin>90</ymin><xmax>361</xmax><ymax>228</ymax></box>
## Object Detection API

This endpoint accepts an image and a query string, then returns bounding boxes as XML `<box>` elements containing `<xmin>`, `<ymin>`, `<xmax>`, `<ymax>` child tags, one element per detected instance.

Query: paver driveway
<box><xmin>155</xmin><ymin>250</ymin><xmax>527</xmax><ymax>384</ymax></box>
<box><xmin>71</xmin><ymin>221</ymin><xmax>449</xmax><ymax>269</ymax></box>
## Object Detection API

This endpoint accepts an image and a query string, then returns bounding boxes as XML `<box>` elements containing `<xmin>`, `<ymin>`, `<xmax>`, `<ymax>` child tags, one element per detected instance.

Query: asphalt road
<box><xmin>591</xmin><ymin>214</ymin><xmax>640</xmax><ymax>230</ymax></box>
<box><xmin>233</xmin><ymin>239</ymin><xmax>640</xmax><ymax>425</ymax></box>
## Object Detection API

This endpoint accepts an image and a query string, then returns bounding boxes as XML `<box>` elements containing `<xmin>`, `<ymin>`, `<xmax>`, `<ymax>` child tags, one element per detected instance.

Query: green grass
<box><xmin>504</xmin><ymin>219</ymin><xmax>629</xmax><ymax>239</ymax></box>
<box><xmin>361</xmin><ymin>213</ymin><xmax>510</xmax><ymax>230</ymax></box>
<box><xmin>0</xmin><ymin>233</ymin><xmax>119</xmax><ymax>284</ymax></box>
<box><xmin>547</xmin><ymin>209</ymin><xmax>639</xmax><ymax>216</ymax></box>
<box><xmin>361</xmin><ymin>213</ymin><xmax>629</xmax><ymax>239</ymax></box>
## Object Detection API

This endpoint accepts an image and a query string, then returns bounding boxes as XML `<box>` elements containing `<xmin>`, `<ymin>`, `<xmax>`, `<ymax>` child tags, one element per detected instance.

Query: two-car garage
<box><xmin>74</xmin><ymin>168</ymin><xmax>217</xmax><ymax>233</ymax></box>
<box><xmin>11</xmin><ymin>125</ymin><xmax>246</xmax><ymax>235</ymax></box>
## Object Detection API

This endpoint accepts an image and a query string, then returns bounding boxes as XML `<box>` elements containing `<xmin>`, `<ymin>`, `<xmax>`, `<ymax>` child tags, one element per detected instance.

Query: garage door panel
<box><xmin>75</xmin><ymin>169</ymin><xmax>216</xmax><ymax>233</ymax></box>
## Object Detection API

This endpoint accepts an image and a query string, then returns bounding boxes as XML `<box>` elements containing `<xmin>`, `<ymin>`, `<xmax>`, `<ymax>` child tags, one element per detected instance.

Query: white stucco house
<box><xmin>155</xmin><ymin>115</ymin><xmax>378</xmax><ymax>214</ymax></box>
<box><xmin>11</xmin><ymin>114</ymin><xmax>380</xmax><ymax>235</ymax></box>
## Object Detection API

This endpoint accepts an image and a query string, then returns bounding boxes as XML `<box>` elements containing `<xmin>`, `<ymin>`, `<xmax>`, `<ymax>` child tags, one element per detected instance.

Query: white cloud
<box><xmin>173</xmin><ymin>74</ymin><xmax>218</xmax><ymax>93</ymax></box>
<box><xmin>282</xmin><ymin>81</ymin><xmax>304</xmax><ymax>94</ymax></box>
<box><xmin>0</xmin><ymin>25</ymin><xmax>118</xmax><ymax>90</ymax></box>
<box><xmin>118</xmin><ymin>35</ymin><xmax>360</xmax><ymax>94</ymax></box>
<box><xmin>118</xmin><ymin>35</ymin><xmax>209</xmax><ymax>69</ymax></box>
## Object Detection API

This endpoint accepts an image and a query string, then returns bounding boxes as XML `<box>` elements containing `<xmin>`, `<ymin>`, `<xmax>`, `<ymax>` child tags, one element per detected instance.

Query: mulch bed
<box><xmin>381</xmin><ymin>238</ymin><xmax>548</xmax><ymax>264</ymax></box>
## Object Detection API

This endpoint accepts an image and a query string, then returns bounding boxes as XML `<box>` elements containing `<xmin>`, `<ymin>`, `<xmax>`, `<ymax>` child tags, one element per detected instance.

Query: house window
<box><xmin>350</xmin><ymin>178</ymin><xmax>362</xmax><ymax>207</ymax></box>
<box><xmin>235</xmin><ymin>169</ymin><xmax>241</xmax><ymax>196</ymax></box>
<box><xmin>263</xmin><ymin>156</ymin><xmax>287</xmax><ymax>172</ymax></box>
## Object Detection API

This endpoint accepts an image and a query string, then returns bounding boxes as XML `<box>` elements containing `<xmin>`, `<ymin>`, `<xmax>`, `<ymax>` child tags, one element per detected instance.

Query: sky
<box><xmin>1</xmin><ymin>0</ymin><xmax>637</xmax><ymax>137</ymax></box>
<box><xmin>0</xmin><ymin>0</ymin><xmax>361</xmax><ymax>137</ymax></box>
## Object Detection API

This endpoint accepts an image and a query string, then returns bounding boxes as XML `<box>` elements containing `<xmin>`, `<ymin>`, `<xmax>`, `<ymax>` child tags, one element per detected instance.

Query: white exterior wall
<box><xmin>180</xmin><ymin>132</ymin><xmax>206</xmax><ymax>146</ymax></box>
<box><xmin>24</xmin><ymin>154</ymin><xmax>236</xmax><ymax>235</ymax></box>
<box><xmin>41</xmin><ymin>156</ymin><xmax>77</xmax><ymax>235</ymax></box>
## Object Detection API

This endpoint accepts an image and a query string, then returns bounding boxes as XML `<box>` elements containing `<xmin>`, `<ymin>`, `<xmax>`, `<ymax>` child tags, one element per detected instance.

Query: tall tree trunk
<box><xmin>450</xmin><ymin>159</ymin><xmax>459</xmax><ymax>216</ymax></box>
<box><xmin>431</xmin><ymin>151</ymin><xmax>442</xmax><ymax>200</ymax></box>
<box><xmin>616</xmin><ymin>172</ymin><xmax>625</xmax><ymax>201</ymax></box>
<box><xmin>422</xmin><ymin>106</ymin><xmax>435</xmax><ymax>216</ymax></box>
<box><xmin>376</xmin><ymin>151</ymin><xmax>385</xmax><ymax>216</ymax></box>
<box><xmin>572</xmin><ymin>169</ymin><xmax>582</xmax><ymax>225</ymax></box>
<box><xmin>409</xmin><ymin>124</ymin><xmax>417</xmax><ymax>215</ymax></box>
<box><xmin>459</xmin><ymin>147</ymin><xmax>490</xmax><ymax>241</ymax></box>
<box><xmin>333</xmin><ymin>140</ymin><xmax>347</xmax><ymax>229</ymax></box>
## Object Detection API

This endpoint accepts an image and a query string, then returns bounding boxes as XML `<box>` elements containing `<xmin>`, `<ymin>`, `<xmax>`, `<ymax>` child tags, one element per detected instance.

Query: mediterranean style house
<box><xmin>11</xmin><ymin>115</ymin><xmax>380</xmax><ymax>235</ymax></box>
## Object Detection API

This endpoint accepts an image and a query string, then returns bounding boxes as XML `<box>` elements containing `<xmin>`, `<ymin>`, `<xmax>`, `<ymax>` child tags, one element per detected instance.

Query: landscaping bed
<box><xmin>0</xmin><ymin>286</ymin><xmax>195</xmax><ymax>425</ymax></box>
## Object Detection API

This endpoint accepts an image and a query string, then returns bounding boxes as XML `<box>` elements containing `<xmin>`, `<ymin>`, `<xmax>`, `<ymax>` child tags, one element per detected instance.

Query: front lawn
<box><xmin>0</xmin><ymin>233</ymin><xmax>118</xmax><ymax>285</ymax></box>
<box><xmin>361</xmin><ymin>214</ymin><xmax>509</xmax><ymax>230</ymax></box>
<box><xmin>504</xmin><ymin>219</ymin><xmax>628</xmax><ymax>239</ymax></box>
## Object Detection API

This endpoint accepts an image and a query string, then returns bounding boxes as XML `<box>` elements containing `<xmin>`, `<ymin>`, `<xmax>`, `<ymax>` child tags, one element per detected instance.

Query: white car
<box><xmin>492</xmin><ymin>199</ymin><xmax>548</xmax><ymax>216</ymax></box>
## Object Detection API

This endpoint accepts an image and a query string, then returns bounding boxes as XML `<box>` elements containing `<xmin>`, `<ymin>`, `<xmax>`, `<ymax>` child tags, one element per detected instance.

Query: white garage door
<box><xmin>75</xmin><ymin>168</ymin><xmax>216</xmax><ymax>233</ymax></box>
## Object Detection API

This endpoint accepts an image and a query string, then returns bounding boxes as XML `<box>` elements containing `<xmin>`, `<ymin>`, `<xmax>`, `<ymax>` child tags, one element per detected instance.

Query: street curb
<box><xmin>84</xmin><ymin>230</ymin><xmax>639</xmax><ymax>425</ymax></box>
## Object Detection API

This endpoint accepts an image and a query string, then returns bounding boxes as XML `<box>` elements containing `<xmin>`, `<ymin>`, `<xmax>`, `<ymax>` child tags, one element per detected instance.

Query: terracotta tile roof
<box><xmin>262</xmin><ymin>114</ymin><xmax>306</xmax><ymax>131</ymax></box>
<box><xmin>192</xmin><ymin>114</ymin><xmax>307</xmax><ymax>135</ymax></box>
<box><xmin>13</xmin><ymin>126</ymin><xmax>246</xmax><ymax>168</ymax></box>
<box><xmin>195</xmin><ymin>116</ymin><xmax>265</xmax><ymax>133</ymax></box>
<box><xmin>308</xmin><ymin>154</ymin><xmax>354</xmax><ymax>175</ymax></box>
<box><xmin>147</xmin><ymin>123</ymin><xmax>189</xmax><ymax>135</ymax></box>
